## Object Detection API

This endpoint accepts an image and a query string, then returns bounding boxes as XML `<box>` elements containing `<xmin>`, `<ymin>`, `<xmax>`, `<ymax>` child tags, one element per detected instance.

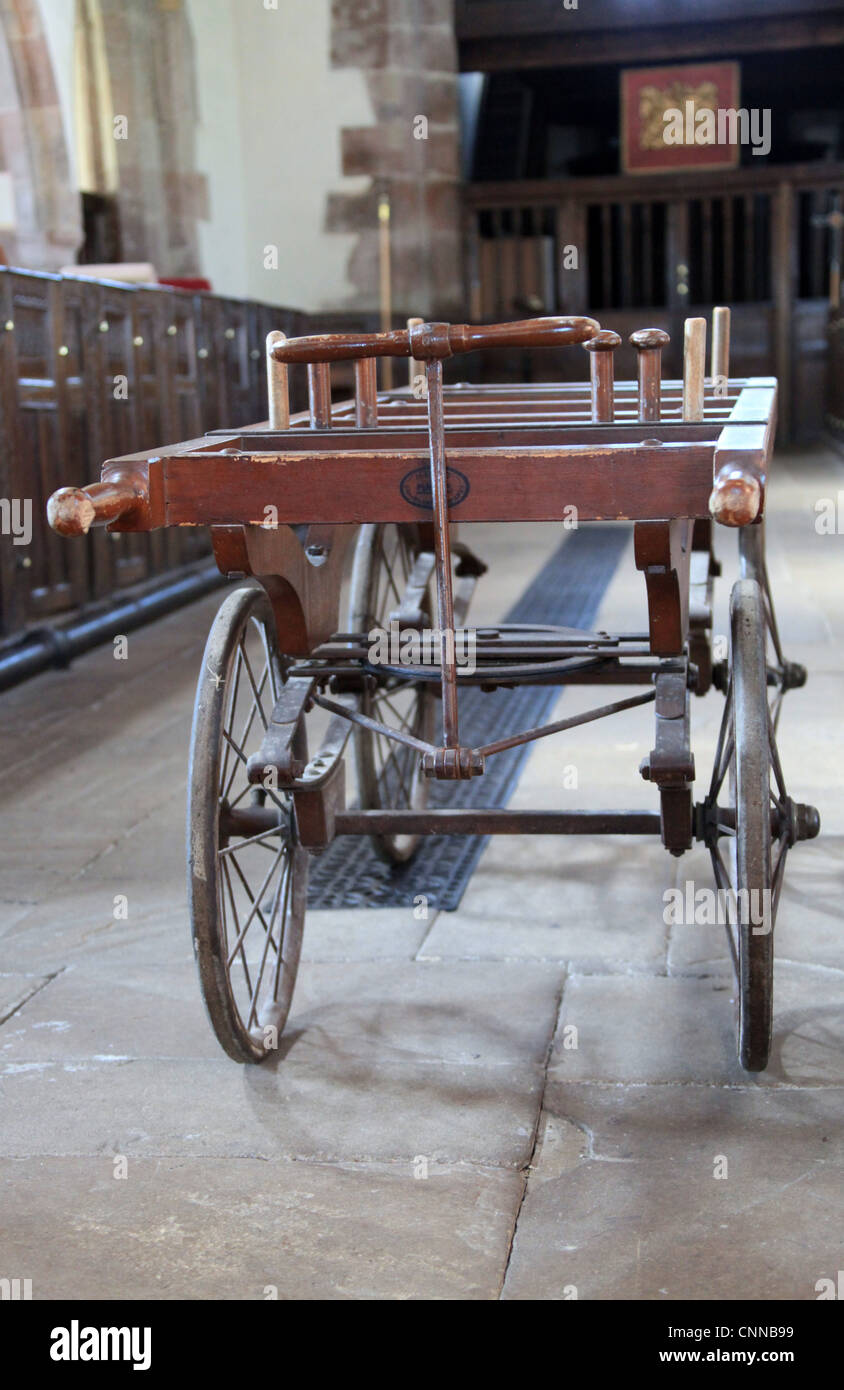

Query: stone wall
<box><xmin>329</xmin><ymin>0</ymin><xmax>463</xmax><ymax>319</ymax></box>
<box><xmin>94</xmin><ymin>0</ymin><xmax>207</xmax><ymax>277</ymax></box>
<box><xmin>0</xmin><ymin>0</ymin><xmax>81</xmax><ymax>268</ymax></box>
<box><xmin>3</xmin><ymin>0</ymin><xmax>465</xmax><ymax>316</ymax></box>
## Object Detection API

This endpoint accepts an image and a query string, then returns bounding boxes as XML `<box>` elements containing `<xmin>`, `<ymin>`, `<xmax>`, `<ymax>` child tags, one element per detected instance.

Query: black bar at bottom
<box><xmin>333</xmin><ymin>809</ymin><xmax>662</xmax><ymax>836</ymax></box>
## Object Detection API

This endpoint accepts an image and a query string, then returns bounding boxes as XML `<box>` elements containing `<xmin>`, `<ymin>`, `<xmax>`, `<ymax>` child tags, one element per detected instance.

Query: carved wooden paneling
<box><xmin>0</xmin><ymin>270</ymin><xmax>303</xmax><ymax>643</ymax></box>
<box><xmin>160</xmin><ymin>287</ymin><xmax>203</xmax><ymax>445</ymax></box>
<box><xmin>0</xmin><ymin>269</ymin><xmax>89</xmax><ymax>632</ymax></box>
<box><xmin>81</xmin><ymin>279</ymin><xmax>153</xmax><ymax>594</ymax></box>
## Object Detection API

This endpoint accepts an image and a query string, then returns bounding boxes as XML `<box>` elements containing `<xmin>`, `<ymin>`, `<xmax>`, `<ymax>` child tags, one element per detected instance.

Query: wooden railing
<box><xmin>464</xmin><ymin>163</ymin><xmax>844</xmax><ymax>440</ymax></box>
<box><xmin>0</xmin><ymin>269</ymin><xmax>312</xmax><ymax>641</ymax></box>
<box><xmin>465</xmin><ymin>163</ymin><xmax>844</xmax><ymax>319</ymax></box>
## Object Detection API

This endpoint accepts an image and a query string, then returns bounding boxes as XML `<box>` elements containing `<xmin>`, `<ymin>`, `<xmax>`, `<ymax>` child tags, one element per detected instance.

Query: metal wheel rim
<box><xmin>707</xmin><ymin>578</ymin><xmax>776</xmax><ymax>1071</ymax></box>
<box><xmin>187</xmin><ymin>586</ymin><xmax>306</xmax><ymax>1062</ymax></box>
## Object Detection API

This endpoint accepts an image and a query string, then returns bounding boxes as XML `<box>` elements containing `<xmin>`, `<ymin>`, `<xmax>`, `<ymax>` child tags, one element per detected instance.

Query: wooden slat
<box><xmin>641</xmin><ymin>203</ymin><xmax>653</xmax><ymax>307</ymax></box>
<box><xmin>723</xmin><ymin>196</ymin><xmax>735</xmax><ymax>301</ymax></box>
<box><xmin>743</xmin><ymin>193</ymin><xmax>755</xmax><ymax>302</ymax></box>
<box><xmin>701</xmin><ymin>198</ymin><xmax>713</xmax><ymax>305</ymax></box>
<box><xmin>161</xmin><ymin>443</ymin><xmax>719</xmax><ymax>527</ymax></box>
<box><xmin>620</xmin><ymin>203</ymin><xmax>633</xmax><ymax>310</ymax></box>
<box><xmin>600</xmin><ymin>203</ymin><xmax>612</xmax><ymax>308</ymax></box>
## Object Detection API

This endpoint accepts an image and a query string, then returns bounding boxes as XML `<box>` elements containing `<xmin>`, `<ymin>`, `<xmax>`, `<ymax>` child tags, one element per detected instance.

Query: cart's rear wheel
<box><xmin>705</xmin><ymin>579</ymin><xmax>818</xmax><ymax>1071</ymax></box>
<box><xmin>188</xmin><ymin>586</ymin><xmax>306</xmax><ymax>1063</ymax></box>
<box><xmin>347</xmin><ymin>524</ymin><xmax>436</xmax><ymax>863</ymax></box>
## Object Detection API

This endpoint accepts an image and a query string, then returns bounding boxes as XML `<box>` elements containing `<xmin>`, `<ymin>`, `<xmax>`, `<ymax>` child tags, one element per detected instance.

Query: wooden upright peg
<box><xmin>630</xmin><ymin>328</ymin><xmax>670</xmax><ymax>422</ymax></box>
<box><xmin>407</xmin><ymin>316</ymin><xmax>424</xmax><ymax>394</ymax></box>
<box><xmin>266</xmin><ymin>330</ymin><xmax>289</xmax><ymax>430</ymax></box>
<box><xmin>683</xmin><ymin>317</ymin><xmax>707</xmax><ymax>422</ymax></box>
<box><xmin>711</xmin><ymin>306</ymin><xmax>730</xmax><ymax>398</ymax></box>
<box><xmin>378</xmin><ymin>194</ymin><xmax>393</xmax><ymax>390</ymax></box>
<box><xmin>308</xmin><ymin>362</ymin><xmax>332</xmax><ymax>429</ymax></box>
<box><xmin>355</xmin><ymin>358</ymin><xmax>378</xmax><ymax>428</ymax></box>
<box><xmin>583</xmin><ymin>330</ymin><xmax>621</xmax><ymax>422</ymax></box>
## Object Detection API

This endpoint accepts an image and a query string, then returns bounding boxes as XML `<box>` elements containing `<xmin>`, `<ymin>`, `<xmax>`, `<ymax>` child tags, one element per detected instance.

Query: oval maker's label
<box><xmin>399</xmin><ymin>466</ymin><xmax>470</xmax><ymax>510</ymax></box>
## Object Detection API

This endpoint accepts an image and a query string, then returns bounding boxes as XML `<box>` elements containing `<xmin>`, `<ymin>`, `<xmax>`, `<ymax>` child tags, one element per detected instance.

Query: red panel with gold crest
<box><xmin>621</xmin><ymin>62</ymin><xmax>741</xmax><ymax>175</ymax></box>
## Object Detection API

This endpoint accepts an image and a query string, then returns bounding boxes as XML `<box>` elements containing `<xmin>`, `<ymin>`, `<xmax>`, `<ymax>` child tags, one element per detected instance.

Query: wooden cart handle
<box><xmin>708</xmin><ymin>465</ymin><xmax>762</xmax><ymax>527</ymax></box>
<box><xmin>271</xmin><ymin>316</ymin><xmax>600</xmax><ymax>365</ymax></box>
<box><xmin>47</xmin><ymin>477</ymin><xmax>146</xmax><ymax>537</ymax></box>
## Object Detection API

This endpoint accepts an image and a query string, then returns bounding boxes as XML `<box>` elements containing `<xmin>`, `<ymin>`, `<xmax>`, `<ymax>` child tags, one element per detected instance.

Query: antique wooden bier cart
<box><xmin>47</xmin><ymin>307</ymin><xmax>819</xmax><ymax>1072</ymax></box>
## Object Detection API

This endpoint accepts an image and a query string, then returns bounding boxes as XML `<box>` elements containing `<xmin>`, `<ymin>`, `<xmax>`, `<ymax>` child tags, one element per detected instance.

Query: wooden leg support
<box><xmin>634</xmin><ymin>520</ymin><xmax>693</xmax><ymax>657</ymax></box>
<box><xmin>640</xmin><ymin>666</ymin><xmax>695</xmax><ymax>856</ymax></box>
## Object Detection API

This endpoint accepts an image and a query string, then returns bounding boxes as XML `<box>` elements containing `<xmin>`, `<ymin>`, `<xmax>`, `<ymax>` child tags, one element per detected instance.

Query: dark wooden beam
<box><xmin>465</xmin><ymin>163</ymin><xmax>844</xmax><ymax>208</ymax></box>
<box><xmin>459</xmin><ymin>14</ymin><xmax>844</xmax><ymax>72</ymax></box>
<box><xmin>456</xmin><ymin>0</ymin><xmax>844</xmax><ymax>41</ymax></box>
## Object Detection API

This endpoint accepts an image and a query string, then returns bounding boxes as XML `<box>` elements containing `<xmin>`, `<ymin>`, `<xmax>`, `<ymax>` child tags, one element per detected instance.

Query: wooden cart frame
<box><xmin>48</xmin><ymin>309</ymin><xmax>819</xmax><ymax>1071</ymax></box>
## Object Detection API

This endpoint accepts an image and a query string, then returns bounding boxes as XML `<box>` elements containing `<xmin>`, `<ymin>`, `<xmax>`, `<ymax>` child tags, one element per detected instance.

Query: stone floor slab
<box><xmin>503</xmin><ymin>1084</ymin><xmax>844</xmax><ymax>1300</ymax></box>
<box><xmin>550</xmin><ymin>970</ymin><xmax>844</xmax><ymax>1086</ymax></box>
<box><xmin>0</xmin><ymin>1154</ymin><xmax>521</xmax><ymax>1301</ymax></box>
<box><xmin>0</xmin><ymin>959</ymin><xmax>563</xmax><ymax>1071</ymax></box>
<box><xmin>0</xmin><ymin>1055</ymin><xmax>543</xmax><ymax>1168</ymax></box>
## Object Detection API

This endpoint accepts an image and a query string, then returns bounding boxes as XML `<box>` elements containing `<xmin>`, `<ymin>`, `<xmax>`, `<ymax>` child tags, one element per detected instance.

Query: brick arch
<box><xmin>0</xmin><ymin>0</ymin><xmax>82</xmax><ymax>268</ymax></box>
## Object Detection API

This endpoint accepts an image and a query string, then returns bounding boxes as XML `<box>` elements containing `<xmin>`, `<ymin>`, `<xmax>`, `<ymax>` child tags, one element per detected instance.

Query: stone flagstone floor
<box><xmin>0</xmin><ymin>446</ymin><xmax>842</xmax><ymax>1299</ymax></box>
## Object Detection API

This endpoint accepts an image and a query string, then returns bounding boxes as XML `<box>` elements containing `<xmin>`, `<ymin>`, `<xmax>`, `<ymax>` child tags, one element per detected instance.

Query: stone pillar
<box><xmin>328</xmin><ymin>0</ymin><xmax>462</xmax><ymax>320</ymax></box>
<box><xmin>97</xmin><ymin>0</ymin><xmax>207</xmax><ymax>277</ymax></box>
<box><xmin>0</xmin><ymin>0</ymin><xmax>82</xmax><ymax>269</ymax></box>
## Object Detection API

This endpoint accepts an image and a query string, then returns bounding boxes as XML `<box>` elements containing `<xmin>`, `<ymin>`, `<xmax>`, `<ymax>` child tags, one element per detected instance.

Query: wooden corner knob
<box><xmin>584</xmin><ymin>331</ymin><xmax>621</xmax><ymax>352</ymax></box>
<box><xmin>709</xmin><ymin>469</ymin><xmax>762</xmax><ymax>527</ymax></box>
<box><xmin>630</xmin><ymin>328</ymin><xmax>670</xmax><ymax>350</ymax></box>
<box><xmin>47</xmin><ymin>487</ymin><xmax>97</xmax><ymax>537</ymax></box>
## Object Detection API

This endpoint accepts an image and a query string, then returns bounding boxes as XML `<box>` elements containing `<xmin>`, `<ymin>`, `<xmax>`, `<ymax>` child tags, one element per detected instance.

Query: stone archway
<box><xmin>0</xmin><ymin>0</ymin><xmax>82</xmax><ymax>268</ymax></box>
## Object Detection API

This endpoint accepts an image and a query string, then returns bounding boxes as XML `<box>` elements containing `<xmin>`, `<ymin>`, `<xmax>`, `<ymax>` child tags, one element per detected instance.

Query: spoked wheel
<box><xmin>187</xmin><ymin>586</ymin><xmax>307</xmax><ymax>1063</ymax></box>
<box><xmin>738</xmin><ymin>522</ymin><xmax>806</xmax><ymax>729</ymax></box>
<box><xmin>703</xmin><ymin>578</ymin><xmax>819</xmax><ymax>1071</ymax></box>
<box><xmin>347</xmin><ymin>523</ymin><xmax>437</xmax><ymax>863</ymax></box>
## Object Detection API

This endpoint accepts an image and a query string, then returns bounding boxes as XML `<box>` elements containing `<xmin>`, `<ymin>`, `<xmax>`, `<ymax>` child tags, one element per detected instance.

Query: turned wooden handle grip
<box><xmin>47</xmin><ymin>479</ymin><xmax>144</xmax><ymax>537</ymax></box>
<box><xmin>271</xmin><ymin>316</ymin><xmax>600</xmax><ymax>364</ymax></box>
<box><xmin>709</xmin><ymin>466</ymin><xmax>762</xmax><ymax>527</ymax></box>
<box><xmin>446</xmin><ymin>316</ymin><xmax>600</xmax><ymax>354</ymax></box>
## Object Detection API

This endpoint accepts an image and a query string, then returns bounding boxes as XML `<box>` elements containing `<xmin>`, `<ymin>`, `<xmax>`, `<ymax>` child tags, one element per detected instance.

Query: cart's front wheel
<box><xmin>705</xmin><ymin>578</ymin><xmax>818</xmax><ymax>1071</ymax></box>
<box><xmin>187</xmin><ymin>586</ymin><xmax>306</xmax><ymax>1063</ymax></box>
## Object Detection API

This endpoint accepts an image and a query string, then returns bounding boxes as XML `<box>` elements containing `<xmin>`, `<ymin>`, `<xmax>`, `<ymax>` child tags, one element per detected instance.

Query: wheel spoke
<box><xmin>270</xmin><ymin>857</ymin><xmax>295</xmax><ymax>1000</ymax></box>
<box><xmin>351</xmin><ymin>525</ymin><xmax>433</xmax><ymax>859</ymax></box>
<box><xmin>771</xmin><ymin>835</ymin><xmax>788</xmax><ymax>921</ymax></box>
<box><xmin>246</xmin><ymin>857</ymin><xmax>288</xmax><ymax>1028</ymax></box>
<box><xmin>771</xmin><ymin>696</ymin><xmax>784</xmax><ymax>737</ymax></box>
<box><xmin>217</xmin><ymin>823</ymin><xmax>283</xmax><ymax>856</ymax></box>
<box><xmin>377</xmin><ymin>690</ymin><xmax>417</xmax><ymax>735</ymax></box>
<box><xmin>222</xmin><ymin>647</ymin><xmax>270</xmax><ymax>801</ymax></box>
<box><xmin>240</xmin><ymin>642</ymin><xmax>270</xmax><ymax>731</ymax></box>
<box><xmin>761</xmin><ymin>562</ymin><xmax>786</xmax><ymax>668</ymax></box>
<box><xmin>710</xmin><ymin>844</ymin><xmax>740</xmax><ymax>978</ymax></box>
<box><xmin>220</xmin><ymin>856</ymin><xmax>253</xmax><ymax>998</ymax></box>
<box><xmin>710</xmin><ymin>725</ymin><xmax>734</xmax><ymax>803</ymax></box>
<box><xmin>767</xmin><ymin>708</ymin><xmax>788</xmax><ymax>802</ymax></box>
<box><xmin>224</xmin><ymin>844</ymin><xmax>286</xmax><ymax>968</ymax></box>
<box><xmin>219</xmin><ymin>644</ymin><xmax>245</xmax><ymax>795</ymax></box>
<box><xmin>222</xmin><ymin>726</ymin><xmax>248</xmax><ymax>768</ymax></box>
<box><xmin>234</xmin><ymin>655</ymin><xmax>269</xmax><ymax>760</ymax></box>
<box><xmin>376</xmin><ymin>733</ymin><xmax>413</xmax><ymax>806</ymax></box>
<box><xmin>708</xmin><ymin>677</ymin><xmax>734</xmax><ymax>801</ymax></box>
